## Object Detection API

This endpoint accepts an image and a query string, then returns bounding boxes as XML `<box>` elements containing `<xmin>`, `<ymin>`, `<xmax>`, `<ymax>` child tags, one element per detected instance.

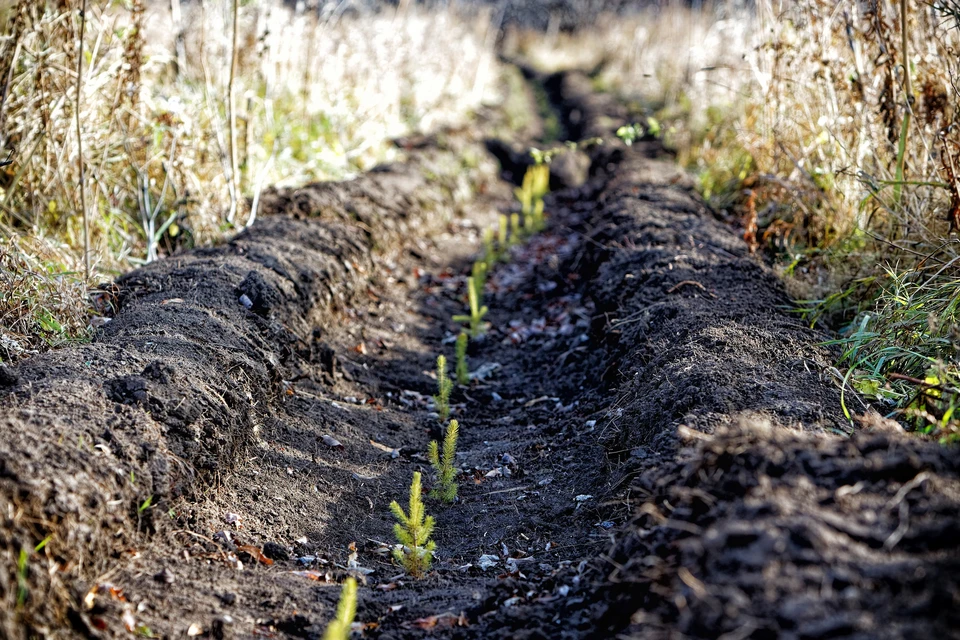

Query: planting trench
<box><xmin>0</xmin><ymin>72</ymin><xmax>958</xmax><ymax>639</ymax></box>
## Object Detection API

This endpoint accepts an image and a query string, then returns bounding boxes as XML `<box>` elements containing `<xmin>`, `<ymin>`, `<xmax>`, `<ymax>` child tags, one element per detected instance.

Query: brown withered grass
<box><xmin>0</xmin><ymin>0</ymin><xmax>495</xmax><ymax>360</ymax></box>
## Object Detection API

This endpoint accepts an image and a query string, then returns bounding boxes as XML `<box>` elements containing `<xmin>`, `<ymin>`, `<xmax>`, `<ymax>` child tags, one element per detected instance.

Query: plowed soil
<box><xmin>0</xmin><ymin>70</ymin><xmax>958</xmax><ymax>640</ymax></box>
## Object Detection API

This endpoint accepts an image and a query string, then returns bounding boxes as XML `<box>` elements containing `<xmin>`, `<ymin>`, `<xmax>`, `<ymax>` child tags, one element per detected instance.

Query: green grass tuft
<box><xmin>827</xmin><ymin>266</ymin><xmax>960</xmax><ymax>441</ymax></box>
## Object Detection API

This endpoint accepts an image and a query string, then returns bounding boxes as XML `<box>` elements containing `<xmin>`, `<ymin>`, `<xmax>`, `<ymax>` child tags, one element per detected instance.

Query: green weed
<box><xmin>427</xmin><ymin>419</ymin><xmax>460</xmax><ymax>503</ymax></box>
<box><xmin>16</xmin><ymin>536</ymin><xmax>51</xmax><ymax>609</ymax></box>
<box><xmin>616</xmin><ymin>119</ymin><xmax>660</xmax><ymax>144</ymax></box>
<box><xmin>828</xmin><ymin>266</ymin><xmax>960</xmax><ymax>440</ymax></box>
<box><xmin>389</xmin><ymin>472</ymin><xmax>436</xmax><ymax>578</ymax></box>
<box><xmin>616</xmin><ymin>123</ymin><xmax>642</xmax><ymax>145</ymax></box>
<box><xmin>16</xmin><ymin>548</ymin><xmax>27</xmax><ymax>608</ymax></box>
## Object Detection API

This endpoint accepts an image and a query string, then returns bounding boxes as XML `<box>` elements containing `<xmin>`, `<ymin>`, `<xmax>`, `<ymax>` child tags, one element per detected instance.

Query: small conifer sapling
<box><xmin>322</xmin><ymin>577</ymin><xmax>358</xmax><ymax>640</ymax></box>
<box><xmin>509</xmin><ymin>213</ymin><xmax>522</xmax><ymax>246</ymax></box>
<box><xmin>497</xmin><ymin>214</ymin><xmax>509</xmax><ymax>261</ymax></box>
<box><xmin>471</xmin><ymin>260</ymin><xmax>487</xmax><ymax>307</ymax></box>
<box><xmin>515</xmin><ymin>172</ymin><xmax>533</xmax><ymax>217</ymax></box>
<box><xmin>389</xmin><ymin>472</ymin><xmax>436</xmax><ymax>578</ymax></box>
<box><xmin>483</xmin><ymin>227</ymin><xmax>497</xmax><ymax>265</ymax></box>
<box><xmin>433</xmin><ymin>355</ymin><xmax>453</xmax><ymax>422</ymax></box>
<box><xmin>532</xmin><ymin>163</ymin><xmax>549</xmax><ymax>199</ymax></box>
<box><xmin>427</xmin><ymin>419</ymin><xmax>459</xmax><ymax>503</ymax></box>
<box><xmin>455</xmin><ymin>332</ymin><xmax>469</xmax><ymax>385</ymax></box>
<box><xmin>532</xmin><ymin>197</ymin><xmax>545</xmax><ymax>232</ymax></box>
<box><xmin>452</xmin><ymin>277</ymin><xmax>488</xmax><ymax>338</ymax></box>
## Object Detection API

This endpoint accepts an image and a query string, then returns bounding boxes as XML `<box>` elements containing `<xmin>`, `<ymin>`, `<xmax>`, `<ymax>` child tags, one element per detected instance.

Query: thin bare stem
<box><xmin>226</xmin><ymin>0</ymin><xmax>240</xmax><ymax>224</ymax></box>
<box><xmin>76</xmin><ymin>0</ymin><xmax>89</xmax><ymax>280</ymax></box>
<box><xmin>894</xmin><ymin>0</ymin><xmax>911</xmax><ymax>204</ymax></box>
<box><xmin>169</xmin><ymin>0</ymin><xmax>186</xmax><ymax>77</ymax></box>
<box><xmin>901</xmin><ymin>0</ymin><xmax>912</xmax><ymax>102</ymax></box>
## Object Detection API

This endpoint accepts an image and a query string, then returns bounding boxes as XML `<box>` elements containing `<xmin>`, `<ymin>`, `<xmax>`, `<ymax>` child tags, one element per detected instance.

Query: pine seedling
<box><xmin>510</xmin><ymin>213</ymin><xmax>523</xmax><ymax>246</ymax></box>
<box><xmin>524</xmin><ymin>204</ymin><xmax>537</xmax><ymax>234</ymax></box>
<box><xmin>433</xmin><ymin>355</ymin><xmax>454</xmax><ymax>422</ymax></box>
<box><xmin>427</xmin><ymin>419</ymin><xmax>460</xmax><ymax>503</ymax></box>
<box><xmin>532</xmin><ymin>163</ymin><xmax>550</xmax><ymax>200</ymax></box>
<box><xmin>516</xmin><ymin>164</ymin><xmax>550</xmax><ymax>234</ymax></box>
<box><xmin>497</xmin><ymin>214</ymin><xmax>510</xmax><ymax>261</ymax></box>
<box><xmin>532</xmin><ymin>197</ymin><xmax>546</xmax><ymax>232</ymax></box>
<box><xmin>389</xmin><ymin>472</ymin><xmax>436</xmax><ymax>578</ymax></box>
<box><xmin>471</xmin><ymin>260</ymin><xmax>487</xmax><ymax>307</ymax></box>
<box><xmin>455</xmin><ymin>332</ymin><xmax>469</xmax><ymax>385</ymax></box>
<box><xmin>530</xmin><ymin>164</ymin><xmax>550</xmax><ymax>232</ymax></box>
<box><xmin>452</xmin><ymin>277</ymin><xmax>488</xmax><ymax>338</ymax></box>
<box><xmin>322</xmin><ymin>577</ymin><xmax>358</xmax><ymax>640</ymax></box>
<box><xmin>514</xmin><ymin>172</ymin><xmax>534</xmax><ymax>217</ymax></box>
<box><xmin>483</xmin><ymin>227</ymin><xmax>497</xmax><ymax>265</ymax></box>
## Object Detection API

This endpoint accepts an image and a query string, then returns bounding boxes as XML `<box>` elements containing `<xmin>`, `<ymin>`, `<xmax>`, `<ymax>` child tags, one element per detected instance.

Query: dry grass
<box><xmin>513</xmin><ymin>1</ymin><xmax>958</xmax><ymax>260</ymax></box>
<box><xmin>0</xmin><ymin>0</ymin><xmax>495</xmax><ymax>360</ymax></box>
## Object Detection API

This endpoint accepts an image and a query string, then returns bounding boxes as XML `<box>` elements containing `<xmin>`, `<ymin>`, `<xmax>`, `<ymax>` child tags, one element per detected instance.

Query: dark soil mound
<box><xmin>608</xmin><ymin>422</ymin><xmax>960</xmax><ymax>639</ymax></box>
<box><xmin>581</xmin><ymin>150</ymin><xmax>848</xmax><ymax>455</ymax></box>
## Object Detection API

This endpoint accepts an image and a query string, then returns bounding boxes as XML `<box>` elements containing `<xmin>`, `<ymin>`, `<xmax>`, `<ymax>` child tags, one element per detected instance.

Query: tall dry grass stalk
<box><xmin>0</xmin><ymin>0</ymin><xmax>495</xmax><ymax>361</ymax></box>
<box><xmin>75</xmin><ymin>0</ymin><xmax>88</xmax><ymax>280</ymax></box>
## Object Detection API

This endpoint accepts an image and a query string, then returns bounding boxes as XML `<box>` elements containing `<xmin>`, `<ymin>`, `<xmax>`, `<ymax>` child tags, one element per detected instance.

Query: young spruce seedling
<box><xmin>452</xmin><ymin>277</ymin><xmax>488</xmax><ymax>338</ymax></box>
<box><xmin>509</xmin><ymin>213</ymin><xmax>523</xmax><ymax>246</ymax></box>
<box><xmin>455</xmin><ymin>332</ymin><xmax>469</xmax><ymax>385</ymax></box>
<box><xmin>515</xmin><ymin>163</ymin><xmax>549</xmax><ymax>233</ymax></box>
<box><xmin>428</xmin><ymin>419</ymin><xmax>460</xmax><ymax>503</ymax></box>
<box><xmin>497</xmin><ymin>214</ymin><xmax>510</xmax><ymax>261</ymax></box>
<box><xmin>389</xmin><ymin>471</ymin><xmax>436</xmax><ymax>578</ymax></box>
<box><xmin>471</xmin><ymin>260</ymin><xmax>487</xmax><ymax>308</ymax></box>
<box><xmin>322</xmin><ymin>577</ymin><xmax>358</xmax><ymax>640</ymax></box>
<box><xmin>483</xmin><ymin>227</ymin><xmax>498</xmax><ymax>265</ymax></box>
<box><xmin>433</xmin><ymin>355</ymin><xmax>453</xmax><ymax>422</ymax></box>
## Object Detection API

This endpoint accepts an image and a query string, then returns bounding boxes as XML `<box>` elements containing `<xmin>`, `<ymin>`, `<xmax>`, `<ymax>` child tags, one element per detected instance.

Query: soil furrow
<box><xmin>0</xmin><ymin>138</ymin><xmax>504</xmax><ymax>636</ymax></box>
<box><xmin>0</xmin><ymin>71</ymin><xmax>957</xmax><ymax>640</ymax></box>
